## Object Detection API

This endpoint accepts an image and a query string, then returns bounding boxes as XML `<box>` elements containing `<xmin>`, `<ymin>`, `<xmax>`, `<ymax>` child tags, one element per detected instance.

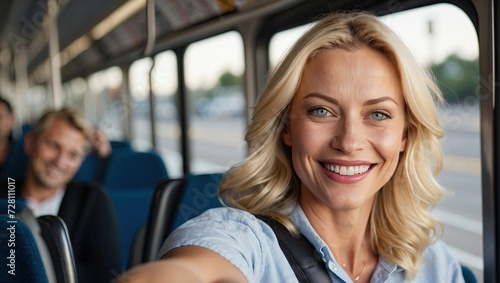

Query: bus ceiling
<box><xmin>0</xmin><ymin>0</ymin><xmax>478</xmax><ymax>86</ymax></box>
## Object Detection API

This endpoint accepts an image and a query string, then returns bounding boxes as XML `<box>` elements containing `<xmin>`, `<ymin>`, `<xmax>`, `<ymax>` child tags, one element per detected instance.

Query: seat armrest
<box><xmin>38</xmin><ymin>215</ymin><xmax>78</xmax><ymax>283</ymax></box>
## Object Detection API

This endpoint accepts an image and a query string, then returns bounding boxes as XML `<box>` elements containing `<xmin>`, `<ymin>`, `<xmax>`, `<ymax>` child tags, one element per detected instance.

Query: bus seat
<box><xmin>0</xmin><ymin>197</ymin><xmax>58</xmax><ymax>283</ymax></box>
<box><xmin>140</xmin><ymin>173</ymin><xmax>224</xmax><ymax>263</ymax></box>
<box><xmin>0</xmin><ymin>215</ymin><xmax>49</xmax><ymax>283</ymax></box>
<box><xmin>461</xmin><ymin>264</ymin><xmax>477</xmax><ymax>283</ymax></box>
<box><xmin>1</xmin><ymin>138</ymin><xmax>29</xmax><ymax>180</ymax></box>
<box><xmin>168</xmin><ymin>173</ymin><xmax>224</xmax><ymax>233</ymax></box>
<box><xmin>38</xmin><ymin>215</ymin><xmax>78</xmax><ymax>283</ymax></box>
<box><xmin>1</xmin><ymin>123</ymin><xmax>33</xmax><ymax>180</ymax></box>
<box><xmin>0</xmin><ymin>196</ymin><xmax>27</xmax><ymax>211</ymax></box>
<box><xmin>72</xmin><ymin>153</ymin><xmax>100</xmax><ymax>182</ymax></box>
<box><xmin>111</xmin><ymin>140</ymin><xmax>132</xmax><ymax>149</ymax></box>
<box><xmin>100</xmin><ymin>150</ymin><xmax>168</xmax><ymax>269</ymax></box>
<box><xmin>21</xmin><ymin>123</ymin><xmax>33</xmax><ymax>135</ymax></box>
<box><xmin>100</xmin><ymin>150</ymin><xmax>168</xmax><ymax>188</ymax></box>
<box><xmin>73</xmin><ymin>143</ymin><xmax>132</xmax><ymax>183</ymax></box>
<box><xmin>141</xmin><ymin>178</ymin><xmax>184</xmax><ymax>263</ymax></box>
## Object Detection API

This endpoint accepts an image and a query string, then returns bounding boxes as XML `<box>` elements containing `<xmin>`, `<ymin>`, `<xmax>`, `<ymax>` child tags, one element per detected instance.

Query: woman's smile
<box><xmin>320</xmin><ymin>161</ymin><xmax>373</xmax><ymax>183</ymax></box>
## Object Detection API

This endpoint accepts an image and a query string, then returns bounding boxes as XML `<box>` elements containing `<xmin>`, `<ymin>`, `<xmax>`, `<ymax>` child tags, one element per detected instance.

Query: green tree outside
<box><xmin>429</xmin><ymin>54</ymin><xmax>479</xmax><ymax>103</ymax></box>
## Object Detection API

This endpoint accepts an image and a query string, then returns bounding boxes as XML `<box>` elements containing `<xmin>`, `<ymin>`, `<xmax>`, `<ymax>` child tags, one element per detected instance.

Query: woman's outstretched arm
<box><xmin>116</xmin><ymin>245</ymin><xmax>247</xmax><ymax>283</ymax></box>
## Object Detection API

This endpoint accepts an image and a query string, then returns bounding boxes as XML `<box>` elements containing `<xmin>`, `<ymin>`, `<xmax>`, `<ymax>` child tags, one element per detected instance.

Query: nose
<box><xmin>331</xmin><ymin>116</ymin><xmax>364</xmax><ymax>154</ymax></box>
<box><xmin>52</xmin><ymin>151</ymin><xmax>66</xmax><ymax>167</ymax></box>
<box><xmin>52</xmin><ymin>150</ymin><xmax>74</xmax><ymax>168</ymax></box>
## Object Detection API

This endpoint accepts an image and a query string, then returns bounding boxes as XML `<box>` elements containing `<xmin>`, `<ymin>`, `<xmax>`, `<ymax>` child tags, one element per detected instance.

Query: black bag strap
<box><xmin>259</xmin><ymin>216</ymin><xmax>331</xmax><ymax>283</ymax></box>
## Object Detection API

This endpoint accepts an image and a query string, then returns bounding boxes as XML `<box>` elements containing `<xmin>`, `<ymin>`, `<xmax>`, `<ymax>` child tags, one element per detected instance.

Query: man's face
<box><xmin>26</xmin><ymin>118</ymin><xmax>87</xmax><ymax>190</ymax></box>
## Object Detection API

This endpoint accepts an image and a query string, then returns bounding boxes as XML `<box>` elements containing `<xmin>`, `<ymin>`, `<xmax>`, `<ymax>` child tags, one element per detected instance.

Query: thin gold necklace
<box><xmin>339</xmin><ymin>249</ymin><xmax>367</xmax><ymax>282</ymax></box>
<box><xmin>341</xmin><ymin>261</ymin><xmax>365</xmax><ymax>282</ymax></box>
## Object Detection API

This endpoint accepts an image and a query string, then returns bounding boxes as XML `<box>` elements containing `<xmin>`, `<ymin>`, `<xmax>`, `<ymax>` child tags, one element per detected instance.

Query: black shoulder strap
<box><xmin>259</xmin><ymin>217</ymin><xmax>331</xmax><ymax>283</ymax></box>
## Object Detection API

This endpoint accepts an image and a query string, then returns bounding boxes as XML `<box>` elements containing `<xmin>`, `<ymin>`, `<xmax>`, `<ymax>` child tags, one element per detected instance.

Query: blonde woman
<box><xmin>119</xmin><ymin>12</ymin><xmax>464</xmax><ymax>283</ymax></box>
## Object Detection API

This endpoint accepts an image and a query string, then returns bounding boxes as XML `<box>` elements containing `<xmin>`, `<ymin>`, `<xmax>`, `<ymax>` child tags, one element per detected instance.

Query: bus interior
<box><xmin>0</xmin><ymin>0</ymin><xmax>495</xmax><ymax>282</ymax></box>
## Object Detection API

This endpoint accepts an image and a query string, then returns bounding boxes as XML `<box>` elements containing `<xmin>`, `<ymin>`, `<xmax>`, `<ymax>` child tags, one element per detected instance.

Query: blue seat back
<box><xmin>1</xmin><ymin>138</ymin><xmax>29</xmax><ymax>180</ymax></box>
<box><xmin>139</xmin><ymin>173</ymin><xmax>224</xmax><ymax>264</ymax></box>
<box><xmin>73</xmin><ymin>140</ymin><xmax>132</xmax><ymax>182</ymax></box>
<box><xmin>0</xmin><ymin>215</ymin><xmax>49</xmax><ymax>283</ymax></box>
<box><xmin>100</xmin><ymin>150</ymin><xmax>168</xmax><ymax>268</ymax></box>
<box><xmin>1</xmin><ymin>124</ymin><xmax>33</xmax><ymax>180</ymax></box>
<box><xmin>100</xmin><ymin>150</ymin><xmax>168</xmax><ymax>188</ymax></box>
<box><xmin>72</xmin><ymin>153</ymin><xmax>100</xmax><ymax>182</ymax></box>
<box><xmin>461</xmin><ymin>265</ymin><xmax>477</xmax><ymax>283</ymax></box>
<box><xmin>1</xmin><ymin>197</ymin><xmax>77</xmax><ymax>283</ymax></box>
<box><xmin>168</xmin><ymin>173</ymin><xmax>224</xmax><ymax>233</ymax></box>
<box><xmin>0</xmin><ymin>197</ymin><xmax>27</xmax><ymax>214</ymax></box>
<box><xmin>110</xmin><ymin>140</ymin><xmax>131</xmax><ymax>150</ymax></box>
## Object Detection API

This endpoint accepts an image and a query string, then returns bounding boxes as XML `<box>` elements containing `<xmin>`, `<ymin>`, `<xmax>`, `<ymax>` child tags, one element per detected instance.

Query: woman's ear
<box><xmin>400</xmin><ymin>131</ymin><xmax>407</xmax><ymax>153</ymax></box>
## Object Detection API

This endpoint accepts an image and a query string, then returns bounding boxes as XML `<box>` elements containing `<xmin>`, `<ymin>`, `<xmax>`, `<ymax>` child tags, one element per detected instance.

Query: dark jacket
<box><xmin>58</xmin><ymin>182</ymin><xmax>122</xmax><ymax>283</ymax></box>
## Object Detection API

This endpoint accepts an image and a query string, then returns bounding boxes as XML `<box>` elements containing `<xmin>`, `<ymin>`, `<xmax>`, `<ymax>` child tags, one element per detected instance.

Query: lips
<box><xmin>44</xmin><ymin>162</ymin><xmax>64</xmax><ymax>178</ymax></box>
<box><xmin>323</xmin><ymin>163</ymin><xmax>371</xmax><ymax>176</ymax></box>
<box><xmin>320</xmin><ymin>162</ymin><xmax>373</xmax><ymax>176</ymax></box>
<box><xmin>319</xmin><ymin>161</ymin><xmax>373</xmax><ymax>184</ymax></box>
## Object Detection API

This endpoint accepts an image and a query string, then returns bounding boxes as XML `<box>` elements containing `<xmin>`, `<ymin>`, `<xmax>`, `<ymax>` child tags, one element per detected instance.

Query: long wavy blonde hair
<box><xmin>219</xmin><ymin>11</ymin><xmax>447</xmax><ymax>279</ymax></box>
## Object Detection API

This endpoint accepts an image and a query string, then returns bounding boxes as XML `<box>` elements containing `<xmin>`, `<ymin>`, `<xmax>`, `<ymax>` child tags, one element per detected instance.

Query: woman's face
<box><xmin>283</xmin><ymin>48</ymin><xmax>407</xmax><ymax>211</ymax></box>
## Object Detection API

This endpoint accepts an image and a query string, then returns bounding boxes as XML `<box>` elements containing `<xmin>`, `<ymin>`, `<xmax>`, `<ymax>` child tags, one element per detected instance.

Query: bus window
<box><xmin>382</xmin><ymin>5</ymin><xmax>482</xmax><ymax>282</ymax></box>
<box><xmin>185</xmin><ymin>31</ymin><xmax>246</xmax><ymax>175</ymax></box>
<box><xmin>87</xmin><ymin>66</ymin><xmax>124</xmax><ymax>140</ymax></box>
<box><xmin>63</xmin><ymin>77</ymin><xmax>87</xmax><ymax>110</ymax></box>
<box><xmin>269</xmin><ymin>4</ymin><xmax>482</xmax><ymax>282</ymax></box>
<box><xmin>26</xmin><ymin>85</ymin><xmax>49</xmax><ymax>122</ymax></box>
<box><xmin>130</xmin><ymin>57</ymin><xmax>154</xmax><ymax>150</ymax></box>
<box><xmin>151</xmin><ymin>50</ymin><xmax>180</xmax><ymax>177</ymax></box>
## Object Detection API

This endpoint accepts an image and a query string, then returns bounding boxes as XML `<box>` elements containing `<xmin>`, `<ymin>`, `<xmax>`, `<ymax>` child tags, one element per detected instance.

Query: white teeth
<box><xmin>324</xmin><ymin>164</ymin><xmax>370</xmax><ymax>176</ymax></box>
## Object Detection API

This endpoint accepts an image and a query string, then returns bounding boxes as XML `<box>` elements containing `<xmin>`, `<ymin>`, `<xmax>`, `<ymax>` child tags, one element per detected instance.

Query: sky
<box><xmin>101</xmin><ymin>3</ymin><xmax>479</xmax><ymax>99</ymax></box>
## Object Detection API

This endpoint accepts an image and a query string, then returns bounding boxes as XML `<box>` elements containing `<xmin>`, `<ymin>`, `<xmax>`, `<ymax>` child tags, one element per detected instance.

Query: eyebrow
<box><xmin>303</xmin><ymin>93</ymin><xmax>399</xmax><ymax>106</ymax></box>
<box><xmin>303</xmin><ymin>93</ymin><xmax>339</xmax><ymax>105</ymax></box>
<box><xmin>363</xmin><ymin>96</ymin><xmax>399</xmax><ymax>106</ymax></box>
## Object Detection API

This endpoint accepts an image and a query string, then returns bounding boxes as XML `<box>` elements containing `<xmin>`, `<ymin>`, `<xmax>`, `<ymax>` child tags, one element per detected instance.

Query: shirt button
<box><xmin>328</xmin><ymin>261</ymin><xmax>336</xmax><ymax>271</ymax></box>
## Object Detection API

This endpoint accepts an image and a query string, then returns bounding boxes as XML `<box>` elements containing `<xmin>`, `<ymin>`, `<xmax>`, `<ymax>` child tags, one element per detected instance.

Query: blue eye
<box><xmin>310</xmin><ymin>107</ymin><xmax>331</xmax><ymax>117</ymax></box>
<box><xmin>371</xmin><ymin>111</ymin><xmax>388</xmax><ymax>121</ymax></box>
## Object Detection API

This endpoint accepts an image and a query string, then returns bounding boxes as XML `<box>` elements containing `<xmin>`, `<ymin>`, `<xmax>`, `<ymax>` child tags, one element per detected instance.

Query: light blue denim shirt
<box><xmin>158</xmin><ymin>206</ymin><xmax>465</xmax><ymax>283</ymax></box>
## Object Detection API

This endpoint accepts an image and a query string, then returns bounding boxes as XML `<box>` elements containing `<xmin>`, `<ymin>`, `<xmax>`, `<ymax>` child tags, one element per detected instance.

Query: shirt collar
<box><xmin>289</xmin><ymin>204</ymin><xmax>402</xmax><ymax>278</ymax></box>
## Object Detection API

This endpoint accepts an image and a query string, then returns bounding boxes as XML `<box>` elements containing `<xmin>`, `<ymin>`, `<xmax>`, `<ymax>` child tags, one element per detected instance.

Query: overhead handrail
<box><xmin>148</xmin><ymin>58</ymin><xmax>157</xmax><ymax>149</ymax></box>
<box><xmin>47</xmin><ymin>0</ymin><xmax>62</xmax><ymax>108</ymax></box>
<box><xmin>143</xmin><ymin>0</ymin><xmax>156</xmax><ymax>56</ymax></box>
<box><xmin>144</xmin><ymin>0</ymin><xmax>157</xmax><ymax>149</ymax></box>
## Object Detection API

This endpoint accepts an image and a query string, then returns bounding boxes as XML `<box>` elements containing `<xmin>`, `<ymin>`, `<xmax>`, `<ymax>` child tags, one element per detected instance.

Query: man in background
<box><xmin>21</xmin><ymin>106</ymin><xmax>121</xmax><ymax>282</ymax></box>
<box><xmin>0</xmin><ymin>97</ymin><xmax>16</xmax><ymax>171</ymax></box>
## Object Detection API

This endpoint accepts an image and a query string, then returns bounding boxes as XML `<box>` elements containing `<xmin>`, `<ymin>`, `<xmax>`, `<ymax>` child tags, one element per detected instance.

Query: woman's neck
<box><xmin>299</xmin><ymin>189</ymin><xmax>377</xmax><ymax>282</ymax></box>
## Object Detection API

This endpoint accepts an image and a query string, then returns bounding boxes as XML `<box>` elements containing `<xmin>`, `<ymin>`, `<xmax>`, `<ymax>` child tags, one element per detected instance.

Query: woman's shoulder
<box><xmin>417</xmin><ymin>240</ymin><xmax>465</xmax><ymax>282</ymax></box>
<box><xmin>171</xmin><ymin>207</ymin><xmax>272</xmax><ymax>240</ymax></box>
<box><xmin>423</xmin><ymin>240</ymin><xmax>459</xmax><ymax>262</ymax></box>
<box><xmin>379</xmin><ymin>241</ymin><xmax>465</xmax><ymax>282</ymax></box>
<box><xmin>164</xmin><ymin>206</ymin><xmax>284</xmax><ymax>254</ymax></box>
<box><xmin>159</xmin><ymin>207</ymin><xmax>295</xmax><ymax>282</ymax></box>
<box><xmin>190</xmin><ymin>207</ymin><xmax>260</xmax><ymax>224</ymax></box>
